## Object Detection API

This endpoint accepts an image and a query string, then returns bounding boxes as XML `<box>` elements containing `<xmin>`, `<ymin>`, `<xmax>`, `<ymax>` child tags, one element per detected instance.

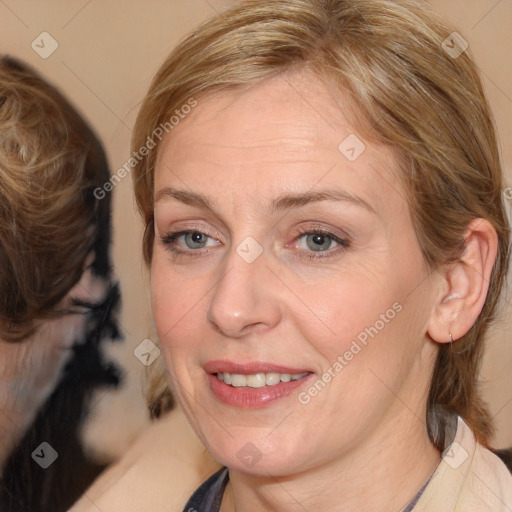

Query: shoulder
<box><xmin>68</xmin><ymin>407</ymin><xmax>221</xmax><ymax>512</ymax></box>
<box><xmin>415</xmin><ymin>416</ymin><xmax>512</xmax><ymax>511</ymax></box>
<box><xmin>469</xmin><ymin>436</ymin><xmax>512</xmax><ymax>510</ymax></box>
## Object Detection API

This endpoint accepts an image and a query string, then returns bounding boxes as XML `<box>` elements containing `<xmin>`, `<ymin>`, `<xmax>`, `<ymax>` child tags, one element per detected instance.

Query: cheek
<box><xmin>314</xmin><ymin>279</ymin><xmax>430</xmax><ymax>390</ymax></box>
<box><xmin>150</xmin><ymin>256</ymin><xmax>208</xmax><ymax>361</ymax></box>
<box><xmin>293</xmin><ymin>270</ymin><xmax>397</xmax><ymax>355</ymax></box>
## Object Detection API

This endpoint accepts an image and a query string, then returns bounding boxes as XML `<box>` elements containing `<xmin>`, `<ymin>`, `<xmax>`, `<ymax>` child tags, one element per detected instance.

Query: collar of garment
<box><xmin>183</xmin><ymin>414</ymin><xmax>512</xmax><ymax>512</ymax></box>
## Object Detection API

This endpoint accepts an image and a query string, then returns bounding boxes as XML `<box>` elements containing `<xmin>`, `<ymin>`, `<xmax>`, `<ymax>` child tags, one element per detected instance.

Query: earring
<box><xmin>449</xmin><ymin>332</ymin><xmax>453</xmax><ymax>343</ymax></box>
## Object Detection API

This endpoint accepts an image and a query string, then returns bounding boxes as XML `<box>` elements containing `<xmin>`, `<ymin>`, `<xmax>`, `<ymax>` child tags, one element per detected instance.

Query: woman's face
<box><xmin>151</xmin><ymin>70</ymin><xmax>442</xmax><ymax>476</ymax></box>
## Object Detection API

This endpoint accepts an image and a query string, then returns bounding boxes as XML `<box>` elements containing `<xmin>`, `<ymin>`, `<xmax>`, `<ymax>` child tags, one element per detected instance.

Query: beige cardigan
<box><xmin>69</xmin><ymin>411</ymin><xmax>512</xmax><ymax>511</ymax></box>
<box><xmin>415</xmin><ymin>416</ymin><xmax>512</xmax><ymax>511</ymax></box>
<box><xmin>68</xmin><ymin>408</ymin><xmax>221</xmax><ymax>512</ymax></box>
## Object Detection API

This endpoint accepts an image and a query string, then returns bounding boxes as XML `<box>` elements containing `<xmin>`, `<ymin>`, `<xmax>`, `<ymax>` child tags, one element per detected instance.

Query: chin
<box><xmin>200</xmin><ymin>428</ymin><xmax>309</xmax><ymax>477</ymax></box>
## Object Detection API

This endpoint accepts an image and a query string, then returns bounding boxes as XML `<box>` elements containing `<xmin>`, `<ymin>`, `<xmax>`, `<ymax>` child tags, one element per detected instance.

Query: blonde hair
<box><xmin>132</xmin><ymin>0</ymin><xmax>510</xmax><ymax>447</ymax></box>
<box><xmin>0</xmin><ymin>56</ymin><xmax>112</xmax><ymax>341</ymax></box>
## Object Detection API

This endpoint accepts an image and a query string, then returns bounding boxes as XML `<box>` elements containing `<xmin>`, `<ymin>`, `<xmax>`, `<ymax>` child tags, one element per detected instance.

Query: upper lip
<box><xmin>204</xmin><ymin>360</ymin><xmax>312</xmax><ymax>375</ymax></box>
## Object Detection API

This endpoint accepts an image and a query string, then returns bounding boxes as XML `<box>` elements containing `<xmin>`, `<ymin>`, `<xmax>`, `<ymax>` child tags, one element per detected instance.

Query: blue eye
<box><xmin>182</xmin><ymin>232</ymin><xmax>209</xmax><ymax>249</ymax></box>
<box><xmin>302</xmin><ymin>233</ymin><xmax>335</xmax><ymax>251</ymax></box>
<box><xmin>160</xmin><ymin>228</ymin><xmax>350</xmax><ymax>261</ymax></box>
<box><xmin>297</xmin><ymin>230</ymin><xmax>350</xmax><ymax>252</ymax></box>
<box><xmin>160</xmin><ymin>230</ymin><xmax>219</xmax><ymax>254</ymax></box>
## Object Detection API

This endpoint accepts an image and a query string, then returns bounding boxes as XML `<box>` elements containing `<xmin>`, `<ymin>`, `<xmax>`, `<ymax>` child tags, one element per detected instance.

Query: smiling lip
<box><xmin>203</xmin><ymin>361</ymin><xmax>311</xmax><ymax>375</ymax></box>
<box><xmin>204</xmin><ymin>360</ymin><xmax>314</xmax><ymax>409</ymax></box>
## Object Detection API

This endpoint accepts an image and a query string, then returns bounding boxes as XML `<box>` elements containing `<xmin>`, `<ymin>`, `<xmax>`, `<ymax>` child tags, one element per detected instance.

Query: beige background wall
<box><xmin>1</xmin><ymin>0</ymin><xmax>511</xmax><ymax>451</ymax></box>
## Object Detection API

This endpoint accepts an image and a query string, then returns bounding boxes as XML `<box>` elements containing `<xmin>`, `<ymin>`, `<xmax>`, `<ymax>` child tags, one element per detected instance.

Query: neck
<box><xmin>222</xmin><ymin>408</ymin><xmax>440</xmax><ymax>512</ymax></box>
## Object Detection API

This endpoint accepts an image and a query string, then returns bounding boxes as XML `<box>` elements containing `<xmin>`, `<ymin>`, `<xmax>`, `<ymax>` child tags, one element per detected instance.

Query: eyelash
<box><xmin>159</xmin><ymin>227</ymin><xmax>351</xmax><ymax>261</ymax></box>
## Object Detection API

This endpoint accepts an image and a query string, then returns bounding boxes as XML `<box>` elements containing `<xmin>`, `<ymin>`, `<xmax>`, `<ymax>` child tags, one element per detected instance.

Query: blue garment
<box><xmin>183</xmin><ymin>467</ymin><xmax>229</xmax><ymax>512</ymax></box>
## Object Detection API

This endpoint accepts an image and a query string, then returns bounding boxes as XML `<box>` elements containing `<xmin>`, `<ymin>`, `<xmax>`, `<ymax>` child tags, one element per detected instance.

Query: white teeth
<box><xmin>246</xmin><ymin>373</ymin><xmax>266</xmax><ymax>388</ymax></box>
<box><xmin>230</xmin><ymin>374</ymin><xmax>247</xmax><ymax>387</ymax></box>
<box><xmin>216</xmin><ymin>371</ymin><xmax>308</xmax><ymax>388</ymax></box>
<box><xmin>265</xmin><ymin>373</ymin><xmax>281</xmax><ymax>385</ymax></box>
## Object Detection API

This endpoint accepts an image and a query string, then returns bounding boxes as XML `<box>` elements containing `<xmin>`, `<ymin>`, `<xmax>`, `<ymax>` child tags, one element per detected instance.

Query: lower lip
<box><xmin>207</xmin><ymin>373</ymin><xmax>313</xmax><ymax>408</ymax></box>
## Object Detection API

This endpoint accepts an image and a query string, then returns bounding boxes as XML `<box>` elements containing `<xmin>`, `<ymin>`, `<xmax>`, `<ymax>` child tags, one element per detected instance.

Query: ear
<box><xmin>427</xmin><ymin>218</ymin><xmax>498</xmax><ymax>344</ymax></box>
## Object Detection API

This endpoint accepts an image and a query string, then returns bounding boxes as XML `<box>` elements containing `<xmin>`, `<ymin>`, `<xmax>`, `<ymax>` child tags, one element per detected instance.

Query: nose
<box><xmin>206</xmin><ymin>244</ymin><xmax>282</xmax><ymax>338</ymax></box>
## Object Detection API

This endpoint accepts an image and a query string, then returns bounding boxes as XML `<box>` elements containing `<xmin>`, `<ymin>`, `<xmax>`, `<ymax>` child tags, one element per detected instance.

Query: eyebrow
<box><xmin>154</xmin><ymin>187</ymin><xmax>375</xmax><ymax>214</ymax></box>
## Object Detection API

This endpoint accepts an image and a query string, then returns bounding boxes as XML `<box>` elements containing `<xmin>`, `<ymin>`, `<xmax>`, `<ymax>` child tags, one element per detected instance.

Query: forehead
<box><xmin>154</xmin><ymin>69</ymin><xmax>405</xmax><ymax>216</ymax></box>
